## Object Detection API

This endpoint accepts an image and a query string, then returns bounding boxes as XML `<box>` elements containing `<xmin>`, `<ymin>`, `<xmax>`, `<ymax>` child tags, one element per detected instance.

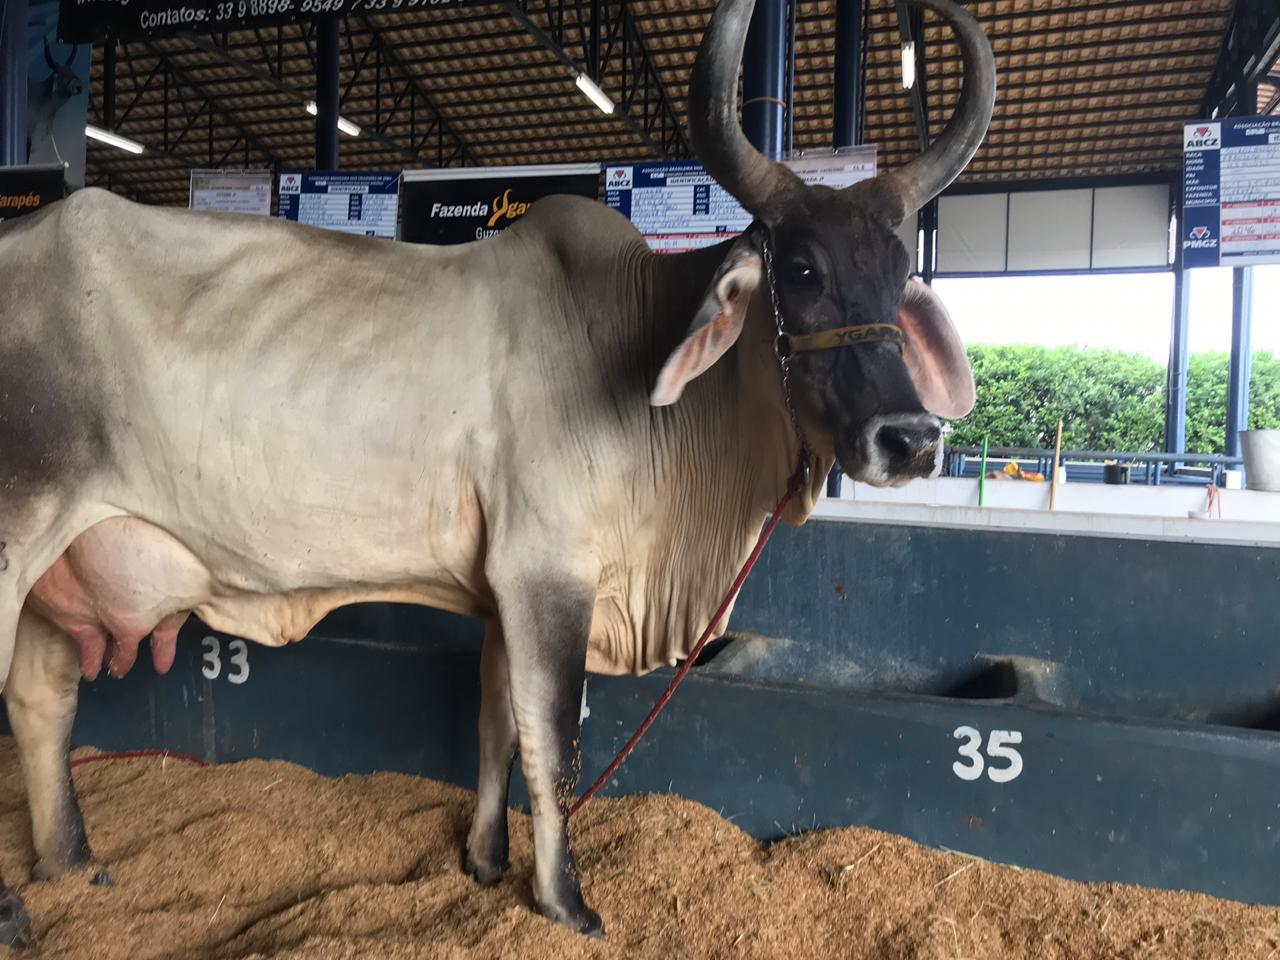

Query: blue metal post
<box><xmin>0</xmin><ymin>0</ymin><xmax>29</xmax><ymax>166</ymax></box>
<box><xmin>743</xmin><ymin>0</ymin><xmax>786</xmax><ymax>159</ymax></box>
<box><xmin>827</xmin><ymin>0</ymin><xmax>863</xmax><ymax>499</ymax></box>
<box><xmin>1225</xmin><ymin>267</ymin><xmax>1253</xmax><ymax>458</ymax></box>
<box><xmin>824</xmin><ymin>0</ymin><xmax>865</xmax><ymax>496</ymax></box>
<box><xmin>1165</xmin><ymin>186</ymin><xmax>1190</xmax><ymax>455</ymax></box>
<box><xmin>1224</xmin><ymin>85</ymin><xmax>1257</xmax><ymax>460</ymax></box>
<box><xmin>832</xmin><ymin>0</ymin><xmax>863</xmax><ymax>150</ymax></box>
<box><xmin>315</xmin><ymin>20</ymin><xmax>340</xmax><ymax>170</ymax></box>
<box><xmin>1165</xmin><ymin>267</ymin><xmax>1190</xmax><ymax>454</ymax></box>
<box><xmin>103</xmin><ymin>40</ymin><xmax>116</xmax><ymax>130</ymax></box>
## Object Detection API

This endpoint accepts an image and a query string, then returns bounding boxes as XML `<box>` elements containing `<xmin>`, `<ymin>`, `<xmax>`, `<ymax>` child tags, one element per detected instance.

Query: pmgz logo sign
<box><xmin>1185</xmin><ymin>225</ymin><xmax>1218</xmax><ymax>249</ymax></box>
<box><xmin>1184</xmin><ymin>123</ymin><xmax>1220</xmax><ymax>150</ymax></box>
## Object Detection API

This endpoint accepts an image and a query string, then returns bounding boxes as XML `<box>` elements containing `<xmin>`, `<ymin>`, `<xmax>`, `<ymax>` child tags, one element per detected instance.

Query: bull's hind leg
<box><xmin>464</xmin><ymin>621</ymin><xmax>517</xmax><ymax>886</ymax></box>
<box><xmin>6</xmin><ymin>608</ymin><xmax>103</xmax><ymax>884</ymax></box>
<box><xmin>0</xmin><ymin>570</ymin><xmax>29</xmax><ymax>949</ymax></box>
<box><xmin>0</xmin><ymin>500</ymin><xmax>111</xmax><ymax>948</ymax></box>
<box><xmin>0</xmin><ymin>559</ymin><xmax>36</xmax><ymax>948</ymax></box>
<box><xmin>493</xmin><ymin>576</ymin><xmax>600</xmax><ymax>937</ymax></box>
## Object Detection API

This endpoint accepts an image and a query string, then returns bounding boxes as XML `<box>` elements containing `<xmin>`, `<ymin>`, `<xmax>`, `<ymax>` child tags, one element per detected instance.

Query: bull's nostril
<box><xmin>878</xmin><ymin>426</ymin><xmax>913</xmax><ymax>461</ymax></box>
<box><xmin>877</xmin><ymin>423</ymin><xmax>941</xmax><ymax>463</ymax></box>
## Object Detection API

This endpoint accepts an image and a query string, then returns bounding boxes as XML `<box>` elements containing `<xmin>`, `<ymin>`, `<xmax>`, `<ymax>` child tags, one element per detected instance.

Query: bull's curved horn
<box><xmin>865</xmin><ymin>0</ymin><xmax>996</xmax><ymax>223</ymax></box>
<box><xmin>43</xmin><ymin>38</ymin><xmax>59</xmax><ymax>73</ymax></box>
<box><xmin>65</xmin><ymin>44</ymin><xmax>80</xmax><ymax>68</ymax></box>
<box><xmin>687</xmin><ymin>0</ymin><xmax>803</xmax><ymax>224</ymax></box>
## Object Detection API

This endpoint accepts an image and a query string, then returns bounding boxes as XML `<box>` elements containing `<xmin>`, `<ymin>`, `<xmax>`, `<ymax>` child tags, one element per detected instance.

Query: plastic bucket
<box><xmin>1240</xmin><ymin>429</ymin><xmax>1280</xmax><ymax>492</ymax></box>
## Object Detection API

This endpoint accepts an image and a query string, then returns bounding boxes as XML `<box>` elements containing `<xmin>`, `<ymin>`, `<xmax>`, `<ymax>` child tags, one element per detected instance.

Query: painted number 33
<box><xmin>952</xmin><ymin>726</ymin><xmax>1023</xmax><ymax>783</ymax></box>
<box><xmin>201</xmin><ymin>636</ymin><xmax>250</xmax><ymax>684</ymax></box>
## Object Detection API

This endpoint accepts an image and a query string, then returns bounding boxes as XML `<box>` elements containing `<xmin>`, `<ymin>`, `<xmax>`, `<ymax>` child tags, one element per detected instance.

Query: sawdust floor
<box><xmin>0</xmin><ymin>739</ymin><xmax>1275</xmax><ymax>959</ymax></box>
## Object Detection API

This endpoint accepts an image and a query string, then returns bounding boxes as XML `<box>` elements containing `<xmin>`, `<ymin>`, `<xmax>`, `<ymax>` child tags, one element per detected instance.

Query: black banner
<box><xmin>399</xmin><ymin>165</ymin><xmax>599</xmax><ymax>246</ymax></box>
<box><xmin>0</xmin><ymin>165</ymin><xmax>67</xmax><ymax>224</ymax></box>
<box><xmin>58</xmin><ymin>0</ymin><xmax>462</xmax><ymax>43</ymax></box>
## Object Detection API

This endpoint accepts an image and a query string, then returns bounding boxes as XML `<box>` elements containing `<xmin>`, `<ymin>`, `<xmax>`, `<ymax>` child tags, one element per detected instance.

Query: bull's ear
<box><xmin>899</xmin><ymin>278</ymin><xmax>975</xmax><ymax>419</ymax></box>
<box><xmin>651</xmin><ymin>230</ymin><xmax>763</xmax><ymax>406</ymax></box>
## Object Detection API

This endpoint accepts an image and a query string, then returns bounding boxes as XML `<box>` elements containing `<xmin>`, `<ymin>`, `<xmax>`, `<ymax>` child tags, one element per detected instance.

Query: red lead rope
<box><xmin>570</xmin><ymin>454</ymin><xmax>809</xmax><ymax>817</ymax></box>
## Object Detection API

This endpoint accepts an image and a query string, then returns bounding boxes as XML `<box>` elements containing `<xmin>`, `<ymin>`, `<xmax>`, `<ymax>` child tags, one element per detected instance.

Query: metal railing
<box><xmin>944</xmin><ymin>446</ymin><xmax>1245</xmax><ymax>487</ymax></box>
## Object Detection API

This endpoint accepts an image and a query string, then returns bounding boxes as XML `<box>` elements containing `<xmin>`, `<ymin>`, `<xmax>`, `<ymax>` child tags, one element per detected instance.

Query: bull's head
<box><xmin>652</xmin><ymin>0</ymin><xmax>995</xmax><ymax>487</ymax></box>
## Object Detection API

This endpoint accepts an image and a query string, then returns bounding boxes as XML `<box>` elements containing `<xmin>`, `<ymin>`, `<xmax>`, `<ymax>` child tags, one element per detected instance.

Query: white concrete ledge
<box><xmin>811</xmin><ymin>477</ymin><xmax>1280</xmax><ymax>548</ymax></box>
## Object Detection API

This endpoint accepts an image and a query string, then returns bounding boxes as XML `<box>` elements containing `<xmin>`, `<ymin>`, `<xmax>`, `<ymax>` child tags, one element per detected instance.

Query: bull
<box><xmin>0</xmin><ymin>0</ymin><xmax>994</xmax><ymax>942</ymax></box>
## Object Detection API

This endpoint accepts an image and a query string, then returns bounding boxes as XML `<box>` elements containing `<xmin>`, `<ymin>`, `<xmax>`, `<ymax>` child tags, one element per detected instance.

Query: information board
<box><xmin>277</xmin><ymin>171</ymin><xmax>399</xmax><ymax>239</ymax></box>
<box><xmin>604</xmin><ymin>147</ymin><xmax>877</xmax><ymax>253</ymax></box>
<box><xmin>399</xmin><ymin>163</ymin><xmax>599</xmax><ymax>245</ymax></box>
<box><xmin>59</xmin><ymin>0</ymin><xmax>464</xmax><ymax>43</ymax></box>
<box><xmin>189</xmin><ymin>169</ymin><xmax>272</xmax><ymax>216</ymax></box>
<box><xmin>1182</xmin><ymin>116</ymin><xmax>1280</xmax><ymax>269</ymax></box>
<box><xmin>0</xmin><ymin>164</ymin><xmax>66</xmax><ymax>224</ymax></box>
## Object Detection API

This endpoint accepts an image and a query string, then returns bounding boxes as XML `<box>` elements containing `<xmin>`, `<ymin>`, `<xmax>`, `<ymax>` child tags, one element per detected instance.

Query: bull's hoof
<box><xmin>462</xmin><ymin>851</ymin><xmax>508</xmax><ymax>887</ymax></box>
<box><xmin>30</xmin><ymin>856</ymin><xmax>100</xmax><ymax>885</ymax></box>
<box><xmin>537</xmin><ymin>898</ymin><xmax>604</xmax><ymax>939</ymax></box>
<box><xmin>0</xmin><ymin>891</ymin><xmax>31</xmax><ymax>950</ymax></box>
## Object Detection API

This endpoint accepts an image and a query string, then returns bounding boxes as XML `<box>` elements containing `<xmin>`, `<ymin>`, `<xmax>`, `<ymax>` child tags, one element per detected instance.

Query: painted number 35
<box><xmin>201</xmin><ymin>636</ymin><xmax>250</xmax><ymax>684</ymax></box>
<box><xmin>952</xmin><ymin>726</ymin><xmax>1023</xmax><ymax>783</ymax></box>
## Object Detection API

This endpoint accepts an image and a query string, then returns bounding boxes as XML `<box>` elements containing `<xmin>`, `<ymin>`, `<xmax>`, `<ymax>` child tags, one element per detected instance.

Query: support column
<box><xmin>103</xmin><ymin>41</ymin><xmax>117</xmax><ymax>129</ymax></box>
<box><xmin>0</xmin><ymin>0</ymin><xmax>29</xmax><ymax>166</ymax></box>
<box><xmin>1165</xmin><ymin>185</ymin><xmax>1190</xmax><ymax>455</ymax></box>
<box><xmin>315</xmin><ymin>19</ymin><xmax>340</xmax><ymax>170</ymax></box>
<box><xmin>743</xmin><ymin>0</ymin><xmax>786</xmax><ymax>159</ymax></box>
<box><xmin>1224</xmin><ymin>84</ymin><xmax>1257</xmax><ymax>460</ymax></box>
<box><xmin>827</xmin><ymin>0</ymin><xmax>863</xmax><ymax>498</ymax></box>
<box><xmin>1165</xmin><ymin>264</ymin><xmax>1191</xmax><ymax>455</ymax></box>
<box><xmin>1226</xmin><ymin>266</ymin><xmax>1254</xmax><ymax>458</ymax></box>
<box><xmin>832</xmin><ymin>0</ymin><xmax>863</xmax><ymax>150</ymax></box>
<box><xmin>919</xmin><ymin>198</ymin><xmax>937</xmax><ymax>284</ymax></box>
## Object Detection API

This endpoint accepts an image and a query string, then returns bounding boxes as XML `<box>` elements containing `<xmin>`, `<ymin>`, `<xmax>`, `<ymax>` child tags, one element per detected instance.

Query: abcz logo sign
<box><xmin>1182</xmin><ymin>115</ymin><xmax>1280</xmax><ymax>269</ymax></box>
<box><xmin>1183</xmin><ymin>124</ymin><xmax>1220</xmax><ymax>150</ymax></box>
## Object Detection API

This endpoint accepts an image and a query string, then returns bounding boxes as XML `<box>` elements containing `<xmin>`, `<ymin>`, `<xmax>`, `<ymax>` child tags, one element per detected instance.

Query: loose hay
<box><xmin>0</xmin><ymin>739</ymin><xmax>1274</xmax><ymax>959</ymax></box>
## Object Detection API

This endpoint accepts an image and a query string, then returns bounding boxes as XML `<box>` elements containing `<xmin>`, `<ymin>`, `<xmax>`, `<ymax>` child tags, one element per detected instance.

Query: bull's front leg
<box><xmin>464</xmin><ymin>621</ymin><xmax>518</xmax><ymax>885</ymax></box>
<box><xmin>5</xmin><ymin>608</ymin><xmax>105</xmax><ymax>885</ymax></box>
<box><xmin>493</xmin><ymin>577</ymin><xmax>600</xmax><ymax>936</ymax></box>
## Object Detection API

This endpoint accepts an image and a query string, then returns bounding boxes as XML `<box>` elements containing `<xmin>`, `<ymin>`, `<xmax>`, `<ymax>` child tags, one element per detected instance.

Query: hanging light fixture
<box><xmin>85</xmin><ymin>124</ymin><xmax>145</xmax><ymax>155</ymax></box>
<box><xmin>305</xmin><ymin>101</ymin><xmax>362</xmax><ymax>137</ymax></box>
<box><xmin>574</xmin><ymin>72</ymin><xmax>615</xmax><ymax>115</ymax></box>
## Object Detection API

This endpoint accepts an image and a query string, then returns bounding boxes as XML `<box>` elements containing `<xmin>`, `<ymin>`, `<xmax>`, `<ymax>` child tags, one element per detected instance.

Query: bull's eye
<box><xmin>787</xmin><ymin>261</ymin><xmax>819</xmax><ymax>287</ymax></box>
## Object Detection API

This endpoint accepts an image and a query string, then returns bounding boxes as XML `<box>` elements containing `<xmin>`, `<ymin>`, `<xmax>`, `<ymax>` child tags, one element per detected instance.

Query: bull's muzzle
<box><xmin>856</xmin><ymin>413</ymin><xmax>943</xmax><ymax>486</ymax></box>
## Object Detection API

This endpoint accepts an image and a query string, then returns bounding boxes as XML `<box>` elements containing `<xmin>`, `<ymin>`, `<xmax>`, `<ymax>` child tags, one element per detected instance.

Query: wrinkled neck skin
<box><xmin>584</xmin><ymin>242</ymin><xmax>833</xmax><ymax>676</ymax></box>
<box><xmin>642</xmin><ymin>243</ymin><xmax>834</xmax><ymax>523</ymax></box>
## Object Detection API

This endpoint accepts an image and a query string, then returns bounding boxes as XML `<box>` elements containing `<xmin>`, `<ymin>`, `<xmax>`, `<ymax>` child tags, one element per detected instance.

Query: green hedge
<box><xmin>945</xmin><ymin>345</ymin><xmax>1280</xmax><ymax>455</ymax></box>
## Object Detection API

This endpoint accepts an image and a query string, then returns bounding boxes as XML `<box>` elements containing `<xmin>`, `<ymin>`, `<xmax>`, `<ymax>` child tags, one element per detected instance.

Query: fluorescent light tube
<box><xmin>85</xmin><ymin>124</ymin><xmax>144</xmax><ymax>155</ymax></box>
<box><xmin>305</xmin><ymin>101</ymin><xmax>362</xmax><ymax>137</ymax></box>
<box><xmin>901</xmin><ymin>41</ymin><xmax>916</xmax><ymax>90</ymax></box>
<box><xmin>575</xmin><ymin>73</ymin><xmax>615</xmax><ymax>115</ymax></box>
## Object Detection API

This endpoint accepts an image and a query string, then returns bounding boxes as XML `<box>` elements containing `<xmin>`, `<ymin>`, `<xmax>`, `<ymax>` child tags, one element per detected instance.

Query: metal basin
<box><xmin>1241</xmin><ymin>429</ymin><xmax>1280</xmax><ymax>492</ymax></box>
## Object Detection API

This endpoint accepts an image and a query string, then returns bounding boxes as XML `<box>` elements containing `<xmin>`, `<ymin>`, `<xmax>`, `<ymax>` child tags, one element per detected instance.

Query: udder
<box><xmin>27</xmin><ymin>518</ymin><xmax>214</xmax><ymax>681</ymax></box>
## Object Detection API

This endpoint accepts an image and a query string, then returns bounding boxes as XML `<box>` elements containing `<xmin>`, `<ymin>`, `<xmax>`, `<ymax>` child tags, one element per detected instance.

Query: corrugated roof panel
<box><xmin>86</xmin><ymin>0</ymin><xmax>1237</xmax><ymax>205</ymax></box>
